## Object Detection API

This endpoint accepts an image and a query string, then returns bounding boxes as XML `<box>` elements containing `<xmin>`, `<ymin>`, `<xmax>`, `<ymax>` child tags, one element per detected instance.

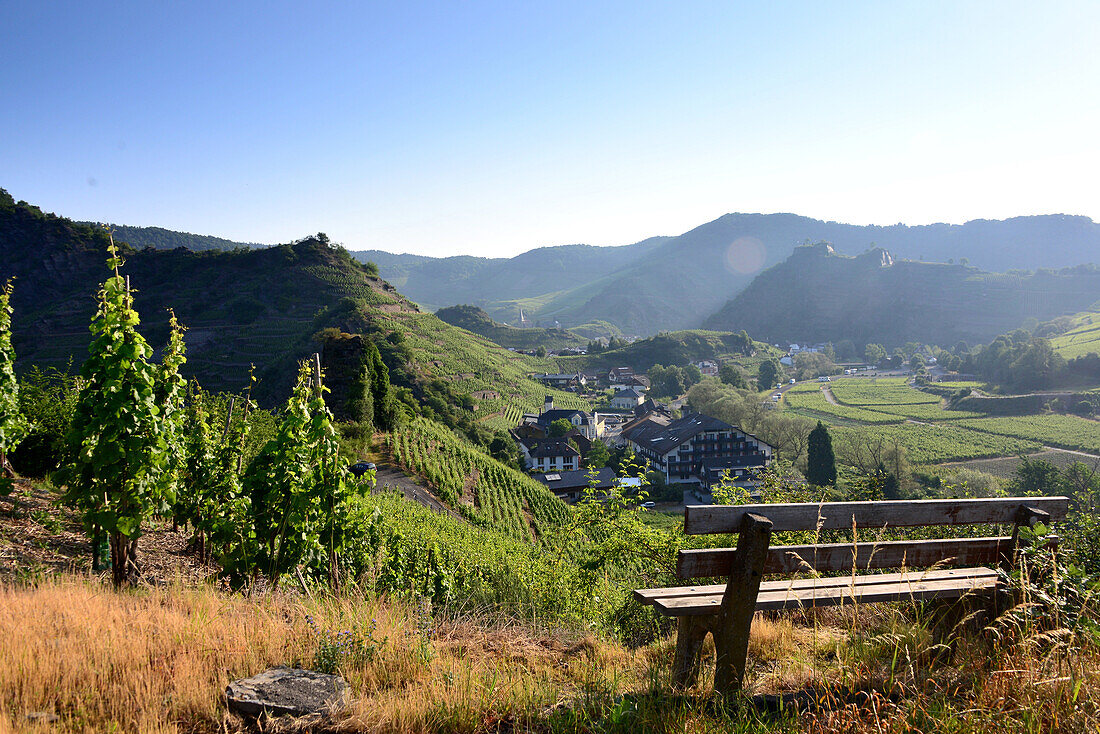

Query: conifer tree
<box><xmin>806</xmin><ymin>421</ymin><xmax>837</xmax><ymax>487</ymax></box>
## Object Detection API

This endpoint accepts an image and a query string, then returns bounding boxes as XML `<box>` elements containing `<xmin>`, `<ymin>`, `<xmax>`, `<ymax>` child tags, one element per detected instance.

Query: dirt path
<box><xmin>822</xmin><ymin>385</ymin><xmax>840</xmax><ymax>405</ymax></box>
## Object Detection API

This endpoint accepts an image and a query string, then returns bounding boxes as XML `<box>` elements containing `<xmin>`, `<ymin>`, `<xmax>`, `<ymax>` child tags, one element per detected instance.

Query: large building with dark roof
<box><xmin>621</xmin><ymin>411</ymin><xmax>773</xmax><ymax>488</ymax></box>
<box><xmin>533</xmin><ymin>467</ymin><xmax>617</xmax><ymax>503</ymax></box>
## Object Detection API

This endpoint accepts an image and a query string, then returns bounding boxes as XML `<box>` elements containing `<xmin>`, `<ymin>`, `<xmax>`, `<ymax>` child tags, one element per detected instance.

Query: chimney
<box><xmin>543</xmin><ymin>395</ymin><xmax>554</xmax><ymax>413</ymax></box>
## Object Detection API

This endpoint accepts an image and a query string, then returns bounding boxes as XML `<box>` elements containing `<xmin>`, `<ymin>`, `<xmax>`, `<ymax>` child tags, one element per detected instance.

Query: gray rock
<box><xmin>226</xmin><ymin>667</ymin><xmax>350</xmax><ymax>718</ymax></box>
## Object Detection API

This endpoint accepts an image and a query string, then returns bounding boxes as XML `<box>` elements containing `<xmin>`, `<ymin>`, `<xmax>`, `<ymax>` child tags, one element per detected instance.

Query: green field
<box><xmin>956</xmin><ymin>414</ymin><xmax>1100</xmax><ymax>455</ymax></box>
<box><xmin>787</xmin><ymin>377</ymin><xmax>1100</xmax><ymax>465</ymax></box>
<box><xmin>834</xmin><ymin>422</ymin><xmax>1041</xmax><ymax>465</ymax></box>
<box><xmin>783</xmin><ymin>384</ymin><xmax>904</xmax><ymax>424</ymax></box>
<box><xmin>1049</xmin><ymin>307</ymin><xmax>1100</xmax><ymax>360</ymax></box>
<box><xmin>830</xmin><ymin>377</ymin><xmax>940</xmax><ymax>406</ymax></box>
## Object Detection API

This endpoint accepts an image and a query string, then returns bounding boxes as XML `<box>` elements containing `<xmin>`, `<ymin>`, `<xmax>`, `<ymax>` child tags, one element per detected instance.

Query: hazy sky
<box><xmin>2</xmin><ymin>2</ymin><xmax>1098</xmax><ymax>257</ymax></box>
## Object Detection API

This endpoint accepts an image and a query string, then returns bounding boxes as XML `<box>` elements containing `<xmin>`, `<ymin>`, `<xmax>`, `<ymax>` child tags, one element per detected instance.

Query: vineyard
<box><xmin>829</xmin><ymin>377</ymin><xmax>941</xmax><ymax>406</ymax></box>
<box><xmin>1050</xmin><ymin>308</ymin><xmax>1100</xmax><ymax>360</ymax></box>
<box><xmin>372</xmin><ymin>310</ymin><xmax>591</xmax><ymax>425</ymax></box>
<box><xmin>956</xmin><ymin>414</ymin><xmax>1100</xmax><ymax>455</ymax></box>
<box><xmin>783</xmin><ymin>384</ymin><xmax>904</xmax><ymax>424</ymax></box>
<box><xmin>387</xmin><ymin>418</ymin><xmax>571</xmax><ymax>543</ymax></box>
<box><xmin>834</xmin><ymin>422</ymin><xmax>1041</xmax><ymax>465</ymax></box>
<box><xmin>863</xmin><ymin>402</ymin><xmax>987</xmax><ymax>422</ymax></box>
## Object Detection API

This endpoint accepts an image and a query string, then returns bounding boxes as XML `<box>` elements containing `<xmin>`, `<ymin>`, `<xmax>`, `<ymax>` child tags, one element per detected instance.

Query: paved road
<box><xmin>372</xmin><ymin>464</ymin><xmax>457</xmax><ymax>516</ymax></box>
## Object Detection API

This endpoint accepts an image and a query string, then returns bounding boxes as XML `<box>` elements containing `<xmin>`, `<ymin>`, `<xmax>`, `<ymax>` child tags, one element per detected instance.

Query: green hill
<box><xmin>434</xmin><ymin>304</ymin><xmax>587</xmax><ymax>351</ymax></box>
<box><xmin>0</xmin><ymin>188</ymin><xmax>587</xmax><ymax>422</ymax></box>
<box><xmin>554</xmin><ymin>329</ymin><xmax>777</xmax><ymax>375</ymax></box>
<box><xmin>1046</xmin><ymin>304</ymin><xmax>1100</xmax><ymax>359</ymax></box>
<box><xmin>703</xmin><ymin>243</ymin><xmax>1100</xmax><ymax>347</ymax></box>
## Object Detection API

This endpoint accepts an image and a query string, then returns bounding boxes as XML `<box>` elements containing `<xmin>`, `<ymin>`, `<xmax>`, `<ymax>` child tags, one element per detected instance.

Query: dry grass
<box><xmin>1</xmin><ymin>575</ymin><xmax>1098</xmax><ymax>733</ymax></box>
<box><xmin>0</xmin><ymin>577</ymin><xmax>651</xmax><ymax>733</ymax></box>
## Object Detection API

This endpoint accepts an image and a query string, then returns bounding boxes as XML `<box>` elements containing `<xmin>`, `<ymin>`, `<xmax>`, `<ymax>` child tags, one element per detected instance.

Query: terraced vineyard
<box><xmin>388</xmin><ymin>418</ymin><xmax>571</xmax><ymax>543</ymax></box>
<box><xmin>373</xmin><ymin>310</ymin><xmax>591</xmax><ymax>426</ymax></box>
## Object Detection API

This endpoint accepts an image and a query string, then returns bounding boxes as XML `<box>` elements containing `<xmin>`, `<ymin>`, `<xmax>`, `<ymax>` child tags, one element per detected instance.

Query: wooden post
<box><xmin>712</xmin><ymin>512</ymin><xmax>773</xmax><ymax>695</ymax></box>
<box><xmin>672</xmin><ymin>616</ymin><xmax>711</xmax><ymax>688</ymax></box>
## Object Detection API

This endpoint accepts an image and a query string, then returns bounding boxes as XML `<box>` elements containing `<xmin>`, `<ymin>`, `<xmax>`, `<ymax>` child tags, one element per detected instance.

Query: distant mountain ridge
<box><xmin>703</xmin><ymin>243</ymin><xmax>1100</xmax><ymax>347</ymax></box>
<box><xmin>355</xmin><ymin>213</ymin><xmax>1100</xmax><ymax>336</ymax></box>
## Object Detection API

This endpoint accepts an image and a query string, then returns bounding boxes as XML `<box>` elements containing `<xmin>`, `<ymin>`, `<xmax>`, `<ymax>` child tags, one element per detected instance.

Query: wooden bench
<box><xmin>634</xmin><ymin>496</ymin><xmax>1068</xmax><ymax>694</ymax></box>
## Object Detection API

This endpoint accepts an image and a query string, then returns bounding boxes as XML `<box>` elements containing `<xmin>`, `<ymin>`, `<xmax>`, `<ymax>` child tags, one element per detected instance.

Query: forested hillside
<box><xmin>83</xmin><ymin>222</ymin><xmax>265</xmax><ymax>251</ymax></box>
<box><xmin>359</xmin><ymin>212</ymin><xmax>1100</xmax><ymax>336</ymax></box>
<box><xmin>0</xmin><ymin>190</ymin><xmax>585</xmax><ymax>421</ymax></box>
<box><xmin>703</xmin><ymin>243</ymin><xmax>1100</xmax><ymax>346</ymax></box>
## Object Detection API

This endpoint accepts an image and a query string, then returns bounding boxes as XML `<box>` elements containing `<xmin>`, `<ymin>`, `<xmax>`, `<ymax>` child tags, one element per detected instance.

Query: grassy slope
<box><xmin>1050</xmin><ymin>304</ymin><xmax>1100</xmax><ymax>359</ymax></box>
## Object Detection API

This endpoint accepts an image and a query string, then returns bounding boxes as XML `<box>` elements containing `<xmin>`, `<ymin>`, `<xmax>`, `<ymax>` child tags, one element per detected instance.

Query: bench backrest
<box><xmin>677</xmin><ymin>496</ymin><xmax>1069</xmax><ymax>581</ymax></box>
<box><xmin>684</xmin><ymin>497</ymin><xmax>1070</xmax><ymax>535</ymax></box>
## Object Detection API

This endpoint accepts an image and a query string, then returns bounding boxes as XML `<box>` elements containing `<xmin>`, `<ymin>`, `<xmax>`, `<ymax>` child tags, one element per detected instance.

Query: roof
<box><xmin>534</xmin><ymin>373</ymin><xmax>582</xmax><ymax>381</ymax></box>
<box><xmin>613</xmin><ymin>387</ymin><xmax>645</xmax><ymax>399</ymax></box>
<box><xmin>534</xmin><ymin>467</ymin><xmax>616</xmax><ymax>492</ymax></box>
<box><xmin>538</xmin><ymin>408</ymin><xmax>590</xmax><ymax>425</ymax></box>
<box><xmin>530</xmin><ymin>439</ymin><xmax>581</xmax><ymax>459</ymax></box>
<box><xmin>622</xmin><ymin>412</ymin><xmax>777</xmax><ymax>456</ymax></box>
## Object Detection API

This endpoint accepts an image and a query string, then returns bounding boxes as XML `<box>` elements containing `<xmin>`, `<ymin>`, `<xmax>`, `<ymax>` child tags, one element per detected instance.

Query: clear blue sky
<box><xmin>2</xmin><ymin>2</ymin><xmax>1098</xmax><ymax>257</ymax></box>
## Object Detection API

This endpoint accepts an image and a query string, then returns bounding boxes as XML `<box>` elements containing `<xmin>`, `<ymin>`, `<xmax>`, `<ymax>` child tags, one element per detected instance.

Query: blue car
<box><xmin>349</xmin><ymin>461</ymin><xmax>376</xmax><ymax>477</ymax></box>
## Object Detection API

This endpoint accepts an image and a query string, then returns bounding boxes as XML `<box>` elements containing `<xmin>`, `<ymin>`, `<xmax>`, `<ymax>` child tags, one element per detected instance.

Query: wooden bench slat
<box><xmin>634</xmin><ymin>566</ymin><xmax>997</xmax><ymax>604</ymax></box>
<box><xmin>651</xmin><ymin>571</ymin><xmax>999</xmax><ymax>616</ymax></box>
<box><xmin>684</xmin><ymin>497</ymin><xmax>1070</xmax><ymax>535</ymax></box>
<box><xmin>677</xmin><ymin>536</ymin><xmax>1015</xmax><ymax>579</ymax></box>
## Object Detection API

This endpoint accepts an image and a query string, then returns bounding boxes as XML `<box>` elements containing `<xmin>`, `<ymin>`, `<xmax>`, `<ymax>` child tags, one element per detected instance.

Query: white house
<box><xmin>528</xmin><ymin>440</ymin><xmax>580</xmax><ymax>473</ymax></box>
<box><xmin>610</xmin><ymin>387</ymin><xmax>646</xmax><ymax>410</ymax></box>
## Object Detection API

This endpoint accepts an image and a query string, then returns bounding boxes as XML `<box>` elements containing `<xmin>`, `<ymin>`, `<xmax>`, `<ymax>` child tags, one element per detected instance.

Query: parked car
<box><xmin>349</xmin><ymin>461</ymin><xmax>376</xmax><ymax>477</ymax></box>
<box><xmin>641</xmin><ymin>501</ymin><xmax>656</xmax><ymax>509</ymax></box>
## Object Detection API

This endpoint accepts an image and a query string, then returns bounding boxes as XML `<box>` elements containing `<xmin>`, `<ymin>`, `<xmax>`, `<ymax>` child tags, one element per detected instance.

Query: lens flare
<box><xmin>724</xmin><ymin>237</ymin><xmax>767</xmax><ymax>274</ymax></box>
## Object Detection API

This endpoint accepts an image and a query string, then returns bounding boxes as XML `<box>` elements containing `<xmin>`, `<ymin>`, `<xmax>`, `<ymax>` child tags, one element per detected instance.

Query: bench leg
<box><xmin>712</xmin><ymin>513</ymin><xmax>773</xmax><ymax>696</ymax></box>
<box><xmin>672</xmin><ymin>616</ymin><xmax>711</xmax><ymax>688</ymax></box>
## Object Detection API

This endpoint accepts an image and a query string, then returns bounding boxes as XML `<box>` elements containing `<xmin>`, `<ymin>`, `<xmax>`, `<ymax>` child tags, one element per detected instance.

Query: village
<box><xmin>513</xmin><ymin>364</ymin><xmax>775</xmax><ymax>504</ymax></box>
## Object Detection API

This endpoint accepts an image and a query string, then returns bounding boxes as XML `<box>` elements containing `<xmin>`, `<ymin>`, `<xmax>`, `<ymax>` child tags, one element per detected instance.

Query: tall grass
<box><xmin>1</xmin><ymin>573</ymin><xmax>1097</xmax><ymax>733</ymax></box>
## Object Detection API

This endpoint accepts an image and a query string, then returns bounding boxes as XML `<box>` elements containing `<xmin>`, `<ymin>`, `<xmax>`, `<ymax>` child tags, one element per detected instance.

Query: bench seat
<box><xmin>635</xmin><ymin>566</ymin><xmax>999</xmax><ymax>616</ymax></box>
